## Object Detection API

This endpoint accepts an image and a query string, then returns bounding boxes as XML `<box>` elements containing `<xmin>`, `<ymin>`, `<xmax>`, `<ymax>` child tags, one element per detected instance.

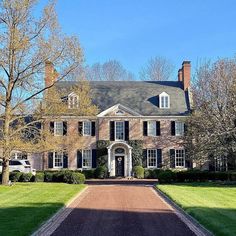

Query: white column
<box><xmin>128</xmin><ymin>148</ymin><xmax>132</xmax><ymax>177</ymax></box>
<box><xmin>107</xmin><ymin>148</ymin><xmax>111</xmax><ymax>173</ymax></box>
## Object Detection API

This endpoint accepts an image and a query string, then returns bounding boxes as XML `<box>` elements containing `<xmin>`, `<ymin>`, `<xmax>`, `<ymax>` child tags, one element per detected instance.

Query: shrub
<box><xmin>44</xmin><ymin>171</ymin><xmax>54</xmax><ymax>182</ymax></box>
<box><xmin>9</xmin><ymin>172</ymin><xmax>22</xmax><ymax>182</ymax></box>
<box><xmin>95</xmin><ymin>166</ymin><xmax>107</xmax><ymax>179</ymax></box>
<box><xmin>19</xmin><ymin>173</ymin><xmax>33</xmax><ymax>182</ymax></box>
<box><xmin>152</xmin><ymin>169</ymin><xmax>163</xmax><ymax>179</ymax></box>
<box><xmin>52</xmin><ymin>171</ymin><xmax>65</xmax><ymax>182</ymax></box>
<box><xmin>144</xmin><ymin>169</ymin><xmax>154</xmax><ymax>179</ymax></box>
<box><xmin>31</xmin><ymin>172</ymin><xmax>44</xmax><ymax>182</ymax></box>
<box><xmin>158</xmin><ymin>170</ymin><xmax>176</xmax><ymax>183</ymax></box>
<box><xmin>82</xmin><ymin>169</ymin><xmax>95</xmax><ymax>179</ymax></box>
<box><xmin>63</xmin><ymin>171</ymin><xmax>85</xmax><ymax>184</ymax></box>
<box><xmin>133</xmin><ymin>166</ymin><xmax>144</xmax><ymax>179</ymax></box>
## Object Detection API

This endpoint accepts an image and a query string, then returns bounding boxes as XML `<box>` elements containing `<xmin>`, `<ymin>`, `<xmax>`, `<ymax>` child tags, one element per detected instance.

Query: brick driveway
<box><xmin>51</xmin><ymin>185</ymin><xmax>196</xmax><ymax>236</ymax></box>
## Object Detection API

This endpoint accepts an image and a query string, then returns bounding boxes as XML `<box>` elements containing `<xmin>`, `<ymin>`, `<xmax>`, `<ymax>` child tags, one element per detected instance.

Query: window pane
<box><xmin>147</xmin><ymin>149</ymin><xmax>157</xmax><ymax>168</ymax></box>
<box><xmin>54</xmin><ymin>122</ymin><xmax>63</xmax><ymax>136</ymax></box>
<box><xmin>160</xmin><ymin>95</ymin><xmax>169</xmax><ymax>108</ymax></box>
<box><xmin>54</xmin><ymin>152</ymin><xmax>63</xmax><ymax>167</ymax></box>
<box><xmin>83</xmin><ymin>121</ymin><xmax>91</xmax><ymax>135</ymax></box>
<box><xmin>115</xmin><ymin>121</ymin><xmax>124</xmax><ymax>140</ymax></box>
<box><xmin>175</xmin><ymin>122</ymin><xmax>184</xmax><ymax>136</ymax></box>
<box><xmin>83</xmin><ymin>150</ymin><xmax>92</xmax><ymax>168</ymax></box>
<box><xmin>148</xmin><ymin>121</ymin><xmax>156</xmax><ymax>136</ymax></box>
<box><xmin>175</xmin><ymin>149</ymin><xmax>185</xmax><ymax>167</ymax></box>
<box><xmin>68</xmin><ymin>95</ymin><xmax>78</xmax><ymax>109</ymax></box>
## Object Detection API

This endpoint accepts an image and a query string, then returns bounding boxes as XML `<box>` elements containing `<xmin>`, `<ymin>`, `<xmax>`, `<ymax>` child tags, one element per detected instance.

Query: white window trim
<box><xmin>82</xmin><ymin>149</ymin><xmax>92</xmax><ymax>169</ymax></box>
<box><xmin>115</xmin><ymin>121</ymin><xmax>125</xmax><ymax>141</ymax></box>
<box><xmin>175</xmin><ymin>121</ymin><xmax>185</xmax><ymax>136</ymax></box>
<box><xmin>53</xmin><ymin>152</ymin><xmax>63</xmax><ymax>169</ymax></box>
<box><xmin>68</xmin><ymin>92</ymin><xmax>79</xmax><ymax>109</ymax></box>
<box><xmin>159</xmin><ymin>92</ymin><xmax>170</xmax><ymax>109</ymax></box>
<box><xmin>83</xmin><ymin>121</ymin><xmax>92</xmax><ymax>136</ymax></box>
<box><xmin>175</xmin><ymin>149</ymin><xmax>185</xmax><ymax>168</ymax></box>
<box><xmin>147</xmin><ymin>149</ymin><xmax>157</xmax><ymax>168</ymax></box>
<box><xmin>54</xmin><ymin>121</ymin><xmax>63</xmax><ymax>136</ymax></box>
<box><xmin>147</xmin><ymin>120</ymin><xmax>156</xmax><ymax>137</ymax></box>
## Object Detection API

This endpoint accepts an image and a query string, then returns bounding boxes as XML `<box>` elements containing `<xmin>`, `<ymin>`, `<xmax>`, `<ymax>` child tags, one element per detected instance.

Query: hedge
<box><xmin>133</xmin><ymin>166</ymin><xmax>144</xmax><ymax>179</ymax></box>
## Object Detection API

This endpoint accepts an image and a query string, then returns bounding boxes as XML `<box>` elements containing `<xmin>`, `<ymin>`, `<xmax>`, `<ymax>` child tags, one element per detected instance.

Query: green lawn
<box><xmin>157</xmin><ymin>183</ymin><xmax>236</xmax><ymax>236</ymax></box>
<box><xmin>0</xmin><ymin>183</ymin><xmax>86</xmax><ymax>236</ymax></box>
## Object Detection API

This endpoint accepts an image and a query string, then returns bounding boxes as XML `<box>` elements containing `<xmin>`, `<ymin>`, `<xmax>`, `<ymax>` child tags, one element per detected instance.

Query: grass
<box><xmin>157</xmin><ymin>182</ymin><xmax>236</xmax><ymax>236</ymax></box>
<box><xmin>0</xmin><ymin>183</ymin><xmax>86</xmax><ymax>236</ymax></box>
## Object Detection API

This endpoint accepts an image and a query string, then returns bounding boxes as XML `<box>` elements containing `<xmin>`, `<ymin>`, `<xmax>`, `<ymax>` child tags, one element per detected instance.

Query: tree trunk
<box><xmin>1</xmin><ymin>157</ymin><xmax>10</xmax><ymax>185</ymax></box>
<box><xmin>1</xmin><ymin>105</ymin><xmax>11</xmax><ymax>185</ymax></box>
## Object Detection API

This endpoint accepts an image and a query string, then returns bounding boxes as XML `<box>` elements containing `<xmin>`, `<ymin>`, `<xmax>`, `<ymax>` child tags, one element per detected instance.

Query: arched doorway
<box><xmin>107</xmin><ymin>142</ymin><xmax>132</xmax><ymax>177</ymax></box>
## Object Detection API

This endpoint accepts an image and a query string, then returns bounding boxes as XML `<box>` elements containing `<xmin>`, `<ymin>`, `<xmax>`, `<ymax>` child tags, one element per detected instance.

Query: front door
<box><xmin>115</xmin><ymin>156</ymin><xmax>124</xmax><ymax>177</ymax></box>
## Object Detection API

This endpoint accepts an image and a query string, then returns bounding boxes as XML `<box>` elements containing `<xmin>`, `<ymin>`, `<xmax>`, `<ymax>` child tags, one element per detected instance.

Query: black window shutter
<box><xmin>142</xmin><ymin>149</ymin><xmax>147</xmax><ymax>168</ymax></box>
<box><xmin>157</xmin><ymin>149</ymin><xmax>162</xmax><ymax>168</ymax></box>
<box><xmin>184</xmin><ymin>123</ymin><xmax>188</xmax><ymax>134</ymax></box>
<box><xmin>110</xmin><ymin>121</ymin><xmax>115</xmax><ymax>141</ymax></box>
<box><xmin>171</xmin><ymin>121</ymin><xmax>175</xmax><ymax>136</ymax></box>
<box><xmin>125</xmin><ymin>121</ymin><xmax>129</xmax><ymax>141</ymax></box>
<box><xmin>50</xmin><ymin>122</ymin><xmax>54</xmax><ymax>134</ymax></box>
<box><xmin>63</xmin><ymin>152</ymin><xmax>68</xmax><ymax>168</ymax></box>
<box><xmin>91</xmin><ymin>122</ymin><xmax>96</xmax><ymax>136</ymax></box>
<box><xmin>143</xmin><ymin>121</ymin><xmax>148</xmax><ymax>136</ymax></box>
<box><xmin>48</xmin><ymin>152</ymin><xmax>53</xmax><ymax>168</ymax></box>
<box><xmin>156</xmin><ymin>121</ymin><xmax>161</xmax><ymax>136</ymax></box>
<box><xmin>77</xmin><ymin>150</ymin><xmax>82</xmax><ymax>168</ymax></box>
<box><xmin>78</xmin><ymin>122</ymin><xmax>83</xmax><ymax>135</ymax></box>
<box><xmin>170</xmin><ymin>149</ymin><xmax>175</xmax><ymax>168</ymax></box>
<box><xmin>63</xmin><ymin>122</ymin><xmax>67</xmax><ymax>136</ymax></box>
<box><xmin>92</xmin><ymin>149</ymin><xmax>97</xmax><ymax>168</ymax></box>
<box><xmin>185</xmin><ymin>149</ymin><xmax>191</xmax><ymax>168</ymax></box>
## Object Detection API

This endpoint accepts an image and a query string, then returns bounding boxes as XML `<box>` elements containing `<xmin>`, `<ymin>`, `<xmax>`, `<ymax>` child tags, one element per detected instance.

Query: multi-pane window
<box><xmin>175</xmin><ymin>149</ymin><xmax>185</xmax><ymax>167</ymax></box>
<box><xmin>147</xmin><ymin>121</ymin><xmax>156</xmax><ymax>136</ymax></box>
<box><xmin>215</xmin><ymin>156</ymin><xmax>228</xmax><ymax>171</ymax></box>
<box><xmin>54</xmin><ymin>122</ymin><xmax>63</xmax><ymax>136</ymax></box>
<box><xmin>82</xmin><ymin>150</ymin><xmax>92</xmax><ymax>168</ymax></box>
<box><xmin>68</xmin><ymin>95</ymin><xmax>79</xmax><ymax>109</ymax></box>
<box><xmin>147</xmin><ymin>149</ymin><xmax>157</xmax><ymax>168</ymax></box>
<box><xmin>83</xmin><ymin>121</ymin><xmax>91</xmax><ymax>136</ymax></box>
<box><xmin>54</xmin><ymin>152</ymin><xmax>63</xmax><ymax>168</ymax></box>
<box><xmin>115</xmin><ymin>121</ymin><xmax>124</xmax><ymax>140</ymax></box>
<box><xmin>160</xmin><ymin>92</ymin><xmax>170</xmax><ymax>108</ymax></box>
<box><xmin>175</xmin><ymin>122</ymin><xmax>184</xmax><ymax>136</ymax></box>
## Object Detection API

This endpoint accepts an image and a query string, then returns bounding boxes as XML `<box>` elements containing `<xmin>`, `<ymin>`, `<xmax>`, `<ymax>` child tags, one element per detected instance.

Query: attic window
<box><xmin>159</xmin><ymin>92</ymin><xmax>170</xmax><ymax>109</ymax></box>
<box><xmin>68</xmin><ymin>92</ymin><xmax>79</xmax><ymax>109</ymax></box>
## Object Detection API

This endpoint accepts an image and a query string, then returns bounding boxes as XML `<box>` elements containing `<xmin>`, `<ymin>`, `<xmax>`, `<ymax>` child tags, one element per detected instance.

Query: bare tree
<box><xmin>0</xmin><ymin>0</ymin><xmax>85</xmax><ymax>185</ymax></box>
<box><xmin>86</xmin><ymin>60</ymin><xmax>135</xmax><ymax>81</ymax></box>
<box><xmin>140</xmin><ymin>56</ymin><xmax>174</xmax><ymax>81</ymax></box>
<box><xmin>185</xmin><ymin>58</ymin><xmax>236</xmax><ymax>170</ymax></box>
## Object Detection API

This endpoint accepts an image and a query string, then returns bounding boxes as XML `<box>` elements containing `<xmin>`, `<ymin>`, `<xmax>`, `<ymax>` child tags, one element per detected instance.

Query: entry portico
<box><xmin>107</xmin><ymin>142</ymin><xmax>132</xmax><ymax>177</ymax></box>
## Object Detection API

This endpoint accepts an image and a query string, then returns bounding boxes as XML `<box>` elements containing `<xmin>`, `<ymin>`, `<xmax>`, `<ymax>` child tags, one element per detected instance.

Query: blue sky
<box><xmin>50</xmin><ymin>0</ymin><xmax>236</xmax><ymax>78</ymax></box>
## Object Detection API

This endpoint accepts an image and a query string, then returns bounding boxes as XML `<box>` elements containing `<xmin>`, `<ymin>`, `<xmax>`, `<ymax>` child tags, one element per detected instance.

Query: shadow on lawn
<box><xmin>0</xmin><ymin>202</ymin><xmax>64</xmax><ymax>236</ymax></box>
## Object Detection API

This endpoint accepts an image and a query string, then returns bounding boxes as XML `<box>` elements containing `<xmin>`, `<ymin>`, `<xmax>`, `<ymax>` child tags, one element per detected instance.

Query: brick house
<box><xmin>31</xmin><ymin>60</ymin><xmax>192</xmax><ymax>177</ymax></box>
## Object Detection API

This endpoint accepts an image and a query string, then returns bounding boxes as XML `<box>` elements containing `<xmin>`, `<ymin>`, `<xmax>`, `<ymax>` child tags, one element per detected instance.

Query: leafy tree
<box><xmin>185</xmin><ymin>58</ymin><xmax>236</xmax><ymax>170</ymax></box>
<box><xmin>0</xmin><ymin>0</ymin><xmax>87</xmax><ymax>185</ymax></box>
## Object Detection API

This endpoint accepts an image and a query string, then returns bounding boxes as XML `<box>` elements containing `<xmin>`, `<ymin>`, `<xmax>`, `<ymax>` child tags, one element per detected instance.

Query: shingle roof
<box><xmin>56</xmin><ymin>81</ymin><xmax>191</xmax><ymax>116</ymax></box>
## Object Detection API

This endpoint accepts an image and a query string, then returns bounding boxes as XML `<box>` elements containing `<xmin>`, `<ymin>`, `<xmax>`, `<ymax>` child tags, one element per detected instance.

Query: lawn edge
<box><xmin>153</xmin><ymin>186</ymin><xmax>213</xmax><ymax>236</ymax></box>
<box><xmin>31</xmin><ymin>185</ymin><xmax>89</xmax><ymax>236</ymax></box>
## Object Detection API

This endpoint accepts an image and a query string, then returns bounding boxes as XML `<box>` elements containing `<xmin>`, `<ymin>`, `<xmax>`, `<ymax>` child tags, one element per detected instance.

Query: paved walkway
<box><xmin>50</xmin><ymin>185</ymin><xmax>197</xmax><ymax>236</ymax></box>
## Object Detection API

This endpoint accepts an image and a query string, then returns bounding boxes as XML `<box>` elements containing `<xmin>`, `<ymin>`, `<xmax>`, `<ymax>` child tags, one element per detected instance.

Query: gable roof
<box><xmin>55</xmin><ymin>81</ymin><xmax>191</xmax><ymax>116</ymax></box>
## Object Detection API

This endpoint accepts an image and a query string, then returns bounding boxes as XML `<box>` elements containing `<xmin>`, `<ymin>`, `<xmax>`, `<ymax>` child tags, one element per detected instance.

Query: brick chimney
<box><xmin>45</xmin><ymin>61</ymin><xmax>58</xmax><ymax>87</ymax></box>
<box><xmin>178</xmin><ymin>69</ymin><xmax>183</xmax><ymax>82</ymax></box>
<box><xmin>178</xmin><ymin>61</ymin><xmax>191</xmax><ymax>91</ymax></box>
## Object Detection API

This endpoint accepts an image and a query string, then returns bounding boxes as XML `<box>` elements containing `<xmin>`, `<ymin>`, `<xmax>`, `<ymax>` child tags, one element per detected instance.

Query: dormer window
<box><xmin>68</xmin><ymin>92</ymin><xmax>79</xmax><ymax>109</ymax></box>
<box><xmin>159</xmin><ymin>92</ymin><xmax>170</xmax><ymax>109</ymax></box>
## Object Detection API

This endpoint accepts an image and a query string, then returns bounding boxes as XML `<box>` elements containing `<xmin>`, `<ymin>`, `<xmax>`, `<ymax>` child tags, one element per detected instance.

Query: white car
<box><xmin>0</xmin><ymin>159</ymin><xmax>36</xmax><ymax>175</ymax></box>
